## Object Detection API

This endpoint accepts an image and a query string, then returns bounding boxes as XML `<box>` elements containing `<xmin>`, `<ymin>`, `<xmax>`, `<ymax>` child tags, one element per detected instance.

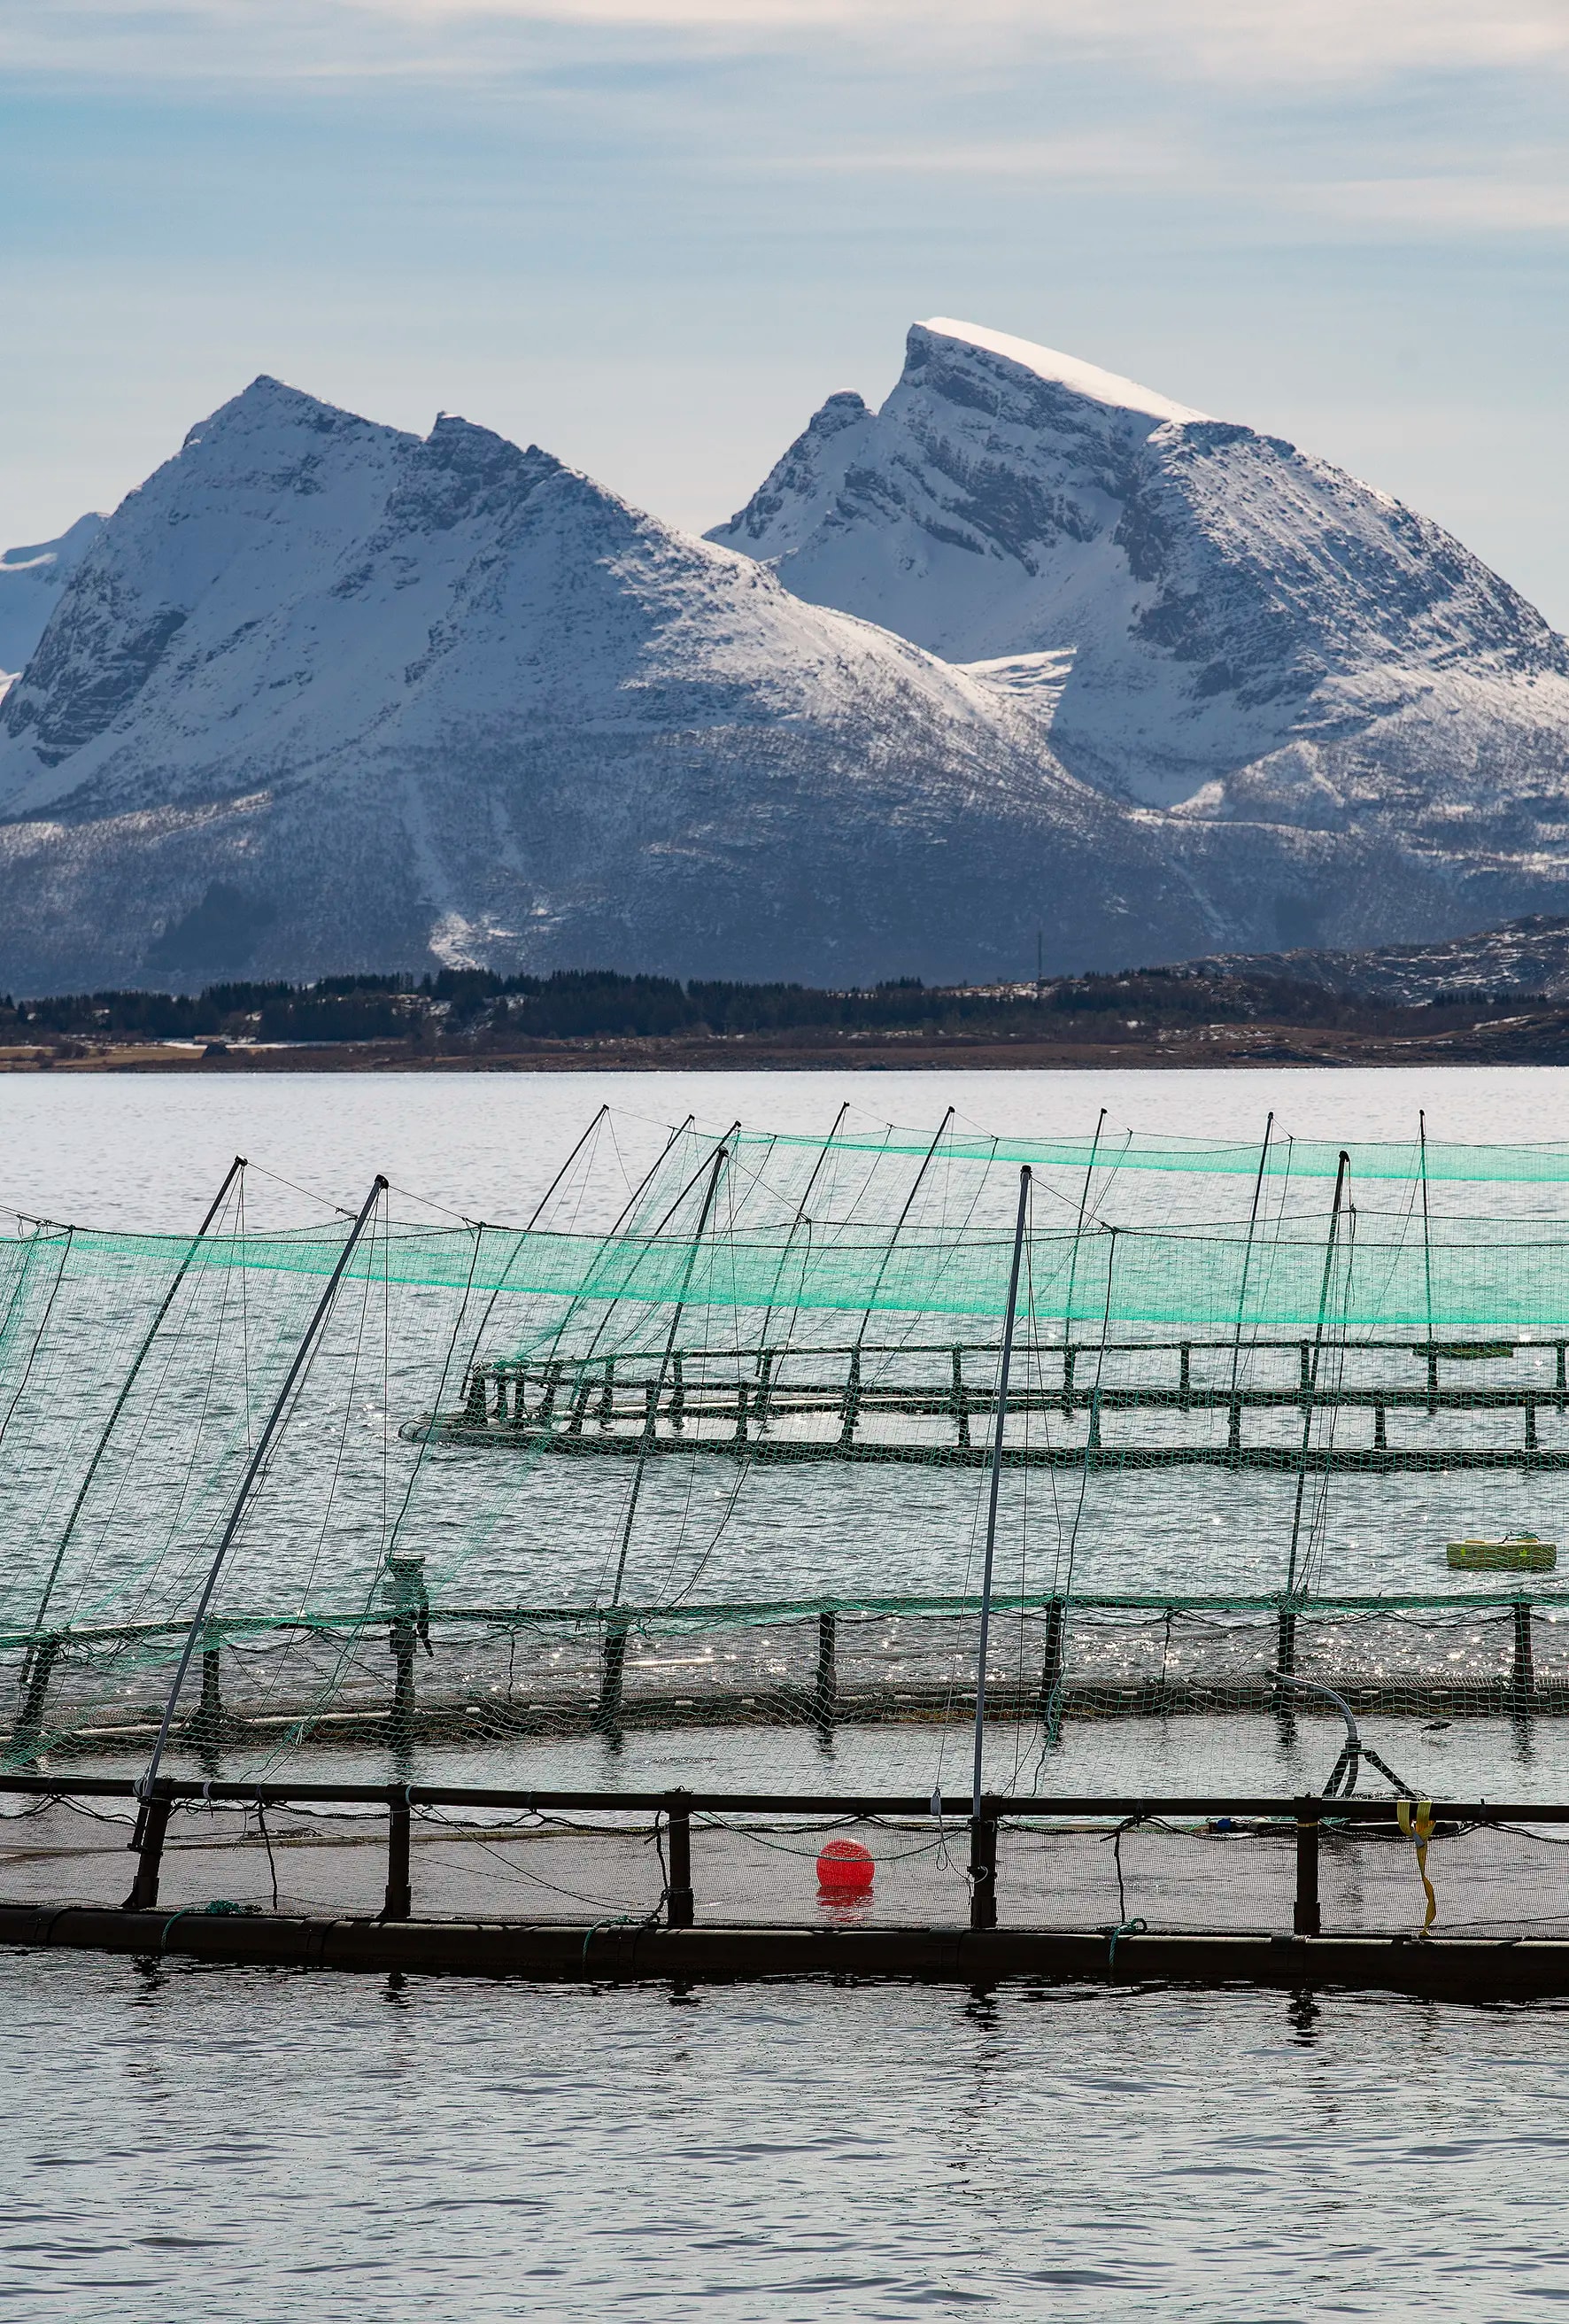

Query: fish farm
<box><xmin>12</xmin><ymin>1107</ymin><xmax>1569</xmax><ymax>1987</ymax></box>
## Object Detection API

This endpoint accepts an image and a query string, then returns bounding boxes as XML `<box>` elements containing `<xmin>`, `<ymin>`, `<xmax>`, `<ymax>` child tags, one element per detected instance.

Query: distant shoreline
<box><xmin>10</xmin><ymin>1022</ymin><xmax>1569</xmax><ymax>1073</ymax></box>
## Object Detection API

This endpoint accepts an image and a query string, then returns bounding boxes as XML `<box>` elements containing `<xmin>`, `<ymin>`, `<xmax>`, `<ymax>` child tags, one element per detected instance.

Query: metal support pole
<box><xmin>1513</xmin><ymin>1600</ymin><xmax>1535</xmax><ymax>1706</ymax></box>
<box><xmin>666</xmin><ymin>1793</ymin><xmax>694</xmax><ymax>1926</ymax></box>
<box><xmin>815</xmin><ymin>1610</ymin><xmax>838</xmax><ymax>1727</ymax></box>
<box><xmin>30</xmin><ymin>1155</ymin><xmax>247</xmax><ymax>1643</ymax></box>
<box><xmin>1040</xmin><ymin>1599</ymin><xmax>1066</xmax><ymax>1723</ymax></box>
<box><xmin>970</xmin><ymin>1806</ymin><xmax>998</xmax><ymax>1930</ymax></box>
<box><xmin>390</xmin><ymin>1615</ymin><xmax>417</xmax><ymax>1740</ymax></box>
<box><xmin>140</xmin><ymin>1175</ymin><xmax>387</xmax><ymax>1797</ymax></box>
<box><xmin>598</xmin><ymin>1615</ymin><xmax>629</xmax><ymax>1731</ymax></box>
<box><xmin>124</xmin><ymin>1790</ymin><xmax>173</xmax><ymax>1910</ymax></box>
<box><xmin>839</xmin><ymin>1349</ymin><xmax>862</xmax><ymax>1447</ymax></box>
<box><xmin>12</xmin><ymin>1633</ymin><xmax>60</xmax><ymax>1757</ymax></box>
<box><xmin>1179</xmin><ymin>1343</ymin><xmax>1191</xmax><ymax>1410</ymax></box>
<box><xmin>1276</xmin><ymin>1604</ymin><xmax>1298</xmax><ymax>1683</ymax></box>
<box><xmin>1373</xmin><ymin>1403</ymin><xmax>1387</xmax><ymax>1451</ymax></box>
<box><xmin>972</xmin><ymin>1168</ymin><xmax>1032</xmax><ymax>1821</ymax></box>
<box><xmin>1294</xmin><ymin>1797</ymin><xmax>1321</xmax><ymax>1937</ymax></box>
<box><xmin>952</xmin><ymin>1348</ymin><xmax>970</xmax><ymax>1449</ymax></box>
<box><xmin>383</xmin><ymin>1795</ymin><xmax>412</xmax><ymax>1921</ymax></box>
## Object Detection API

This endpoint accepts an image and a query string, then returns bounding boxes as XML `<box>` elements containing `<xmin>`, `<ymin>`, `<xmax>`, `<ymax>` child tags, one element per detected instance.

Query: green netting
<box><xmin>8</xmin><ymin>1111</ymin><xmax>1569</xmax><ymax>1809</ymax></box>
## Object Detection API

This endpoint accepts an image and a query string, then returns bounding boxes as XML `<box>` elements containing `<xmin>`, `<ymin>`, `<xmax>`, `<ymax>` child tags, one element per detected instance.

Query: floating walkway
<box><xmin>424</xmin><ymin>1336</ymin><xmax>1569</xmax><ymax>1472</ymax></box>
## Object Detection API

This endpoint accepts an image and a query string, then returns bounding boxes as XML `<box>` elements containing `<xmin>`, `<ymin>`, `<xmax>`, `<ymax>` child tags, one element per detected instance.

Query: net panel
<box><xmin>5</xmin><ymin>1109</ymin><xmax>1569</xmax><ymax>1828</ymax></box>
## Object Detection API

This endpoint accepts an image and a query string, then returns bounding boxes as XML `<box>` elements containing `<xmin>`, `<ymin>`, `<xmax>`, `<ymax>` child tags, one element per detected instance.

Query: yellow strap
<box><xmin>1397</xmin><ymin>1797</ymin><xmax>1438</xmax><ymax>1930</ymax></box>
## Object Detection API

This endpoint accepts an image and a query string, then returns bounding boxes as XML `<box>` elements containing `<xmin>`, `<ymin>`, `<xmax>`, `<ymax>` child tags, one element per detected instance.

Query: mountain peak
<box><xmin>914</xmin><ymin>318</ymin><xmax>1210</xmax><ymax>427</ymax></box>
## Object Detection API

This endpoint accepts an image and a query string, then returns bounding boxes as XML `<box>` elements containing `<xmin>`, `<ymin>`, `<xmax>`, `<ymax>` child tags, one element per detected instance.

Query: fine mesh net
<box><xmin>5</xmin><ymin>1105</ymin><xmax>1569</xmax><ymax>1856</ymax></box>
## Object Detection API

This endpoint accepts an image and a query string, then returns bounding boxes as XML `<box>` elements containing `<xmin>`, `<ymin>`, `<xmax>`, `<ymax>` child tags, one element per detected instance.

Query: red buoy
<box><xmin>816</xmin><ymin>1838</ymin><xmax>875</xmax><ymax>1894</ymax></box>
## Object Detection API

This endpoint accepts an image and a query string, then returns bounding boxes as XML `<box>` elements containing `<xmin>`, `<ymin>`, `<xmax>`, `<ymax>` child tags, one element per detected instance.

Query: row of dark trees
<box><xmin>0</xmin><ymin>964</ymin><xmax>1544</xmax><ymax>1049</ymax></box>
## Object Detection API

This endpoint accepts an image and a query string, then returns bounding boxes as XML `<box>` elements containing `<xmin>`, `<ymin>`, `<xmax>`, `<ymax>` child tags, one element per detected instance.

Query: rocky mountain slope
<box><xmin>711</xmin><ymin>321</ymin><xmax>1569</xmax><ymax>871</ymax></box>
<box><xmin>0</xmin><ymin>515</ymin><xmax>104</xmax><ymax>690</ymax></box>
<box><xmin>1197</xmin><ymin>913</ymin><xmax>1569</xmax><ymax>1005</ymax></box>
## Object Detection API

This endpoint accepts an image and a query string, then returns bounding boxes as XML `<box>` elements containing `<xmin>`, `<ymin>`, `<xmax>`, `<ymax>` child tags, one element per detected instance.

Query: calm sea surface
<box><xmin>5</xmin><ymin>1953</ymin><xmax>1569</xmax><ymax>2321</ymax></box>
<box><xmin>7</xmin><ymin>1066</ymin><xmax>1569</xmax><ymax>2318</ymax></box>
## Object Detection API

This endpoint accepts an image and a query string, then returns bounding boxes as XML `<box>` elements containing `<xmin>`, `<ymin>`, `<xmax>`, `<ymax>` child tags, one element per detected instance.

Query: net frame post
<box><xmin>1040</xmin><ymin>1599</ymin><xmax>1066</xmax><ymax>1722</ymax></box>
<box><xmin>969</xmin><ymin>1805</ymin><xmax>998</xmax><ymax>1931</ymax></box>
<box><xmin>383</xmin><ymin>1793</ymin><xmax>413</xmax><ymax>1923</ymax></box>
<box><xmin>814</xmin><ymin>1611</ymin><xmax>838</xmax><ymax>1730</ymax></box>
<box><xmin>13</xmin><ymin>1633</ymin><xmax>60</xmax><ymax>1758</ymax></box>
<box><xmin>1512</xmin><ymin>1600</ymin><xmax>1535</xmax><ymax>1708</ymax></box>
<box><xmin>597</xmin><ymin>1614</ymin><xmax>630</xmax><ymax>1732</ymax></box>
<box><xmin>124</xmin><ymin>1787</ymin><xmax>173</xmax><ymax>1911</ymax></box>
<box><xmin>1293</xmin><ymin>1798</ymin><xmax>1322</xmax><ymax>1938</ymax></box>
<box><xmin>666</xmin><ymin>1792</ymin><xmax>694</xmax><ymax>1926</ymax></box>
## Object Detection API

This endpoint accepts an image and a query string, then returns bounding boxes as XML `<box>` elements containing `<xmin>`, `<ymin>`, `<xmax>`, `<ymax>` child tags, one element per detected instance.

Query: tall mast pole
<box><xmin>1225</xmin><ymin>1113</ymin><xmax>1274</xmax><ymax>1422</ymax></box>
<box><xmin>1284</xmin><ymin>1150</ymin><xmax>1350</xmax><ymax>1601</ymax></box>
<box><xmin>139</xmin><ymin>1174</ymin><xmax>387</xmax><ymax>1793</ymax></box>
<box><xmin>608</xmin><ymin>1143</ymin><xmax>730</xmax><ymax>1606</ymax></box>
<box><xmin>854</xmin><ymin>1106</ymin><xmax>954</xmax><ymax>1347</ymax></box>
<box><xmin>756</xmin><ymin>1101</ymin><xmax>850</xmax><ymax>1359</ymax></box>
<box><xmin>971</xmin><ymin>1166</ymin><xmax>1032</xmax><ymax>1818</ymax></box>
<box><xmin>1419</xmin><ymin>1108</ymin><xmax>1435</xmax><ymax>1381</ymax></box>
<box><xmin>28</xmin><ymin>1157</ymin><xmax>246</xmax><ymax>1646</ymax></box>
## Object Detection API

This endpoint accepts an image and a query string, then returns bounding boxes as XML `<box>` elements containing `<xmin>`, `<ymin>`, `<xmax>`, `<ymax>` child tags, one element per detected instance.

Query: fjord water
<box><xmin>6</xmin><ymin>1060</ymin><xmax>1569</xmax><ymax>1230</ymax></box>
<box><xmin>8</xmin><ymin>1064</ymin><xmax>1569</xmax><ymax>2319</ymax></box>
<box><xmin>6</xmin><ymin>1951</ymin><xmax>1569</xmax><ymax>2320</ymax></box>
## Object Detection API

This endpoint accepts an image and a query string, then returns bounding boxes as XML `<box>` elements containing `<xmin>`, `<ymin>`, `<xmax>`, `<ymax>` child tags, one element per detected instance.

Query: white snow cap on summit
<box><xmin>919</xmin><ymin>318</ymin><xmax>1210</xmax><ymax>426</ymax></box>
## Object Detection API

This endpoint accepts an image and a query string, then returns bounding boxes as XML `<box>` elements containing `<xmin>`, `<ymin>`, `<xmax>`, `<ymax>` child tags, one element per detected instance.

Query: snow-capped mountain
<box><xmin>0</xmin><ymin>377</ymin><xmax>1254</xmax><ymax>990</ymax></box>
<box><xmin>4</xmin><ymin>344</ymin><xmax>1569</xmax><ymax>995</ymax></box>
<box><xmin>710</xmin><ymin>320</ymin><xmax>1569</xmax><ymax>843</ymax></box>
<box><xmin>0</xmin><ymin>515</ymin><xmax>104</xmax><ymax>691</ymax></box>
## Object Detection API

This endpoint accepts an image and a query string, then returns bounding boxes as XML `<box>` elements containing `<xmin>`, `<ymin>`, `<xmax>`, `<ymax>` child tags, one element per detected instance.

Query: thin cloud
<box><xmin>1308</xmin><ymin>174</ymin><xmax>1569</xmax><ymax>234</ymax></box>
<box><xmin>5</xmin><ymin>0</ymin><xmax>1567</xmax><ymax>87</ymax></box>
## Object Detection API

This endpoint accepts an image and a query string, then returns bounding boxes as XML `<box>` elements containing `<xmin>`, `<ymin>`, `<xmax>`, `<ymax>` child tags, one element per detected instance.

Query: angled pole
<box><xmin>855</xmin><ymin>1107</ymin><xmax>954</xmax><ymax>1347</ymax></box>
<box><xmin>1061</xmin><ymin>1108</ymin><xmax>1108</xmax><ymax>1354</ymax></box>
<box><xmin>1284</xmin><ymin>1150</ymin><xmax>1350</xmax><ymax>1600</ymax></box>
<box><xmin>1225</xmin><ymin>1113</ymin><xmax>1274</xmax><ymax>1421</ymax></box>
<box><xmin>1419</xmin><ymin>1108</ymin><xmax>1435</xmax><ymax>1384</ymax></box>
<box><xmin>972</xmin><ymin>1166</ymin><xmax>1032</xmax><ymax>1818</ymax></box>
<box><xmin>28</xmin><ymin>1157</ymin><xmax>246</xmax><ymax>1648</ymax></box>
<box><xmin>609</xmin><ymin>1143</ymin><xmax>730</xmax><ymax>1606</ymax></box>
<box><xmin>138</xmin><ymin>1174</ymin><xmax>387</xmax><ymax>1794</ymax></box>
<box><xmin>756</xmin><ymin>1100</ymin><xmax>849</xmax><ymax>1357</ymax></box>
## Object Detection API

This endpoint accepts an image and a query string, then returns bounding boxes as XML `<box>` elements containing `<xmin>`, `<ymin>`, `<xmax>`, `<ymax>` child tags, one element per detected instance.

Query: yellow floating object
<box><xmin>1446</xmin><ymin>1534</ymin><xmax>1557</xmax><ymax>1571</ymax></box>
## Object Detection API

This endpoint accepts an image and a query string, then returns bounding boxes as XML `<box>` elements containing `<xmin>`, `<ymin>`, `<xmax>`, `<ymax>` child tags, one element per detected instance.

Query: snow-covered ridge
<box><xmin>919</xmin><ymin>317</ymin><xmax>1210</xmax><ymax>425</ymax></box>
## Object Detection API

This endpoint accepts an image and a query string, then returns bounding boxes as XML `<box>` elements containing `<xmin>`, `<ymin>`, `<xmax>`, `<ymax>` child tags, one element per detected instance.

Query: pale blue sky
<box><xmin>4</xmin><ymin>0</ymin><xmax>1568</xmax><ymax>621</ymax></box>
